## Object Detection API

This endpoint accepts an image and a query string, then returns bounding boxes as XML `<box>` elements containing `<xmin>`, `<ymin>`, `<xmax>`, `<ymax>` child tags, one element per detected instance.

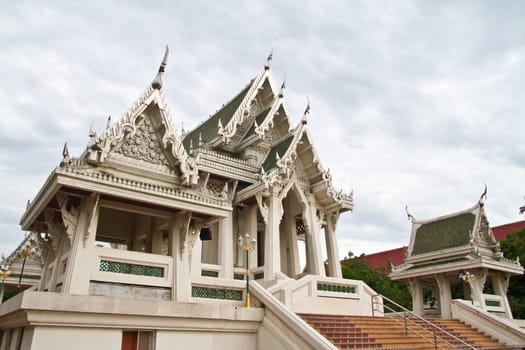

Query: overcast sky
<box><xmin>1</xmin><ymin>1</ymin><xmax>524</xmax><ymax>260</ymax></box>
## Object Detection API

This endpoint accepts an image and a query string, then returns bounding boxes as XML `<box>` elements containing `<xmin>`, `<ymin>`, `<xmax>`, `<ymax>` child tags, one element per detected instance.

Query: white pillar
<box><xmin>324</xmin><ymin>212</ymin><xmax>342</xmax><ymax>278</ymax></box>
<box><xmin>408</xmin><ymin>279</ymin><xmax>424</xmax><ymax>316</ymax></box>
<box><xmin>191</xmin><ymin>238</ymin><xmax>202</xmax><ymax>278</ymax></box>
<box><xmin>492</xmin><ymin>273</ymin><xmax>514</xmax><ymax>319</ymax></box>
<box><xmin>264</xmin><ymin>189</ymin><xmax>283</xmax><ymax>280</ymax></box>
<box><xmin>63</xmin><ymin>193</ymin><xmax>99</xmax><ymax>295</ymax></box>
<box><xmin>245</xmin><ymin>205</ymin><xmax>258</xmax><ymax>269</ymax></box>
<box><xmin>280</xmin><ymin>208</ymin><xmax>300</xmax><ymax>277</ymax></box>
<box><xmin>218</xmin><ymin>216</ymin><xmax>233</xmax><ymax>279</ymax></box>
<box><xmin>169</xmin><ymin>212</ymin><xmax>192</xmax><ymax>302</ymax></box>
<box><xmin>304</xmin><ymin>198</ymin><xmax>325</xmax><ymax>276</ymax></box>
<box><xmin>471</xmin><ymin>269</ymin><xmax>487</xmax><ymax>310</ymax></box>
<box><xmin>435</xmin><ymin>274</ymin><xmax>452</xmax><ymax>318</ymax></box>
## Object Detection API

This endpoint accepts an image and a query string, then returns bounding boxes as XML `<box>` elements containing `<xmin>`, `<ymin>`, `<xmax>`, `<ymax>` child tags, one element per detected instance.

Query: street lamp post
<box><xmin>17</xmin><ymin>243</ymin><xmax>35</xmax><ymax>292</ymax></box>
<box><xmin>459</xmin><ymin>271</ymin><xmax>475</xmax><ymax>305</ymax></box>
<box><xmin>1</xmin><ymin>264</ymin><xmax>10</xmax><ymax>303</ymax></box>
<box><xmin>238</xmin><ymin>233</ymin><xmax>256</xmax><ymax>308</ymax></box>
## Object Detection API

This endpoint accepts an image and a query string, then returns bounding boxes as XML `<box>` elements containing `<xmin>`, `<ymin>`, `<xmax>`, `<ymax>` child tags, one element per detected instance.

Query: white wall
<box><xmin>28</xmin><ymin>327</ymin><xmax>121</xmax><ymax>350</ymax></box>
<box><xmin>156</xmin><ymin>330</ymin><xmax>256</xmax><ymax>350</ymax></box>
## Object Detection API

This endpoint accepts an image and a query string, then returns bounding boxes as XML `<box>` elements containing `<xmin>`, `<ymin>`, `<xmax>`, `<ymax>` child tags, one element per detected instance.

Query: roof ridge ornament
<box><xmin>60</xmin><ymin>142</ymin><xmax>70</xmax><ymax>167</ymax></box>
<box><xmin>278</xmin><ymin>76</ymin><xmax>286</xmax><ymax>98</ymax></box>
<box><xmin>151</xmin><ymin>45</ymin><xmax>169</xmax><ymax>90</ymax></box>
<box><xmin>301</xmin><ymin>97</ymin><xmax>310</xmax><ymax>125</ymax></box>
<box><xmin>405</xmin><ymin>205</ymin><xmax>415</xmax><ymax>222</ymax></box>
<box><xmin>264</xmin><ymin>49</ymin><xmax>273</xmax><ymax>70</ymax></box>
<box><xmin>479</xmin><ymin>183</ymin><xmax>488</xmax><ymax>205</ymax></box>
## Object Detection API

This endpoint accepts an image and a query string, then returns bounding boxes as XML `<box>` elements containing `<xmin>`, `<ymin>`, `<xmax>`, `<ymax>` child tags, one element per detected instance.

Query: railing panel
<box><xmin>91</xmin><ymin>247</ymin><xmax>172</xmax><ymax>287</ymax></box>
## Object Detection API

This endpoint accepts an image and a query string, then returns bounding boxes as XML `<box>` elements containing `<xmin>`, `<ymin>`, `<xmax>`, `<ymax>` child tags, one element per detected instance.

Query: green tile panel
<box><xmin>99</xmin><ymin>260</ymin><xmax>164</xmax><ymax>277</ymax></box>
<box><xmin>485</xmin><ymin>300</ymin><xmax>501</xmax><ymax>307</ymax></box>
<box><xmin>201</xmin><ymin>270</ymin><xmax>219</xmax><ymax>278</ymax></box>
<box><xmin>191</xmin><ymin>286</ymin><xmax>243</xmax><ymax>301</ymax></box>
<box><xmin>234</xmin><ymin>273</ymin><xmax>245</xmax><ymax>280</ymax></box>
<box><xmin>317</xmin><ymin>283</ymin><xmax>356</xmax><ymax>294</ymax></box>
<box><xmin>412</xmin><ymin>213</ymin><xmax>475</xmax><ymax>255</ymax></box>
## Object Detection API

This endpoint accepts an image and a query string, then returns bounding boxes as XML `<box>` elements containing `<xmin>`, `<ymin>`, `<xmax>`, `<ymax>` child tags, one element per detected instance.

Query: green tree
<box><xmin>341</xmin><ymin>256</ymin><xmax>412</xmax><ymax>311</ymax></box>
<box><xmin>499</xmin><ymin>228</ymin><xmax>525</xmax><ymax>318</ymax></box>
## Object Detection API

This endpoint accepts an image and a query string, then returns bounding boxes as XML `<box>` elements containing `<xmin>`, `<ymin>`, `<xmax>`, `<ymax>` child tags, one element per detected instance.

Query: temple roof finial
<box><xmin>301</xmin><ymin>97</ymin><xmax>310</xmax><ymax>124</ymax></box>
<box><xmin>479</xmin><ymin>183</ymin><xmax>488</xmax><ymax>204</ymax></box>
<box><xmin>152</xmin><ymin>45</ymin><xmax>169</xmax><ymax>90</ymax></box>
<box><xmin>60</xmin><ymin>142</ymin><xmax>70</xmax><ymax>167</ymax></box>
<box><xmin>405</xmin><ymin>205</ymin><xmax>415</xmax><ymax>222</ymax></box>
<box><xmin>278</xmin><ymin>76</ymin><xmax>286</xmax><ymax>98</ymax></box>
<box><xmin>264</xmin><ymin>49</ymin><xmax>273</xmax><ymax>70</ymax></box>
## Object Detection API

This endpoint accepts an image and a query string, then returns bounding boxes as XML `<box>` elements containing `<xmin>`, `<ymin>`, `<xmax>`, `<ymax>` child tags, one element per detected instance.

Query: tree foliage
<box><xmin>341</xmin><ymin>257</ymin><xmax>412</xmax><ymax>311</ymax></box>
<box><xmin>499</xmin><ymin>228</ymin><xmax>525</xmax><ymax>318</ymax></box>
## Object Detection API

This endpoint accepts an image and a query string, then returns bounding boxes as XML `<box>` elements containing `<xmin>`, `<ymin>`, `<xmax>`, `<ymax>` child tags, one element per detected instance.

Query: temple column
<box><xmin>435</xmin><ymin>274</ymin><xmax>452</xmax><ymax>318</ymax></box>
<box><xmin>263</xmin><ymin>188</ymin><xmax>283</xmax><ymax>280</ymax></box>
<box><xmin>169</xmin><ymin>212</ymin><xmax>192</xmax><ymax>302</ymax></box>
<box><xmin>47</xmin><ymin>233</ymin><xmax>65</xmax><ymax>292</ymax></box>
<box><xmin>492</xmin><ymin>273</ymin><xmax>513</xmax><ymax>319</ymax></box>
<box><xmin>471</xmin><ymin>269</ymin><xmax>487</xmax><ymax>310</ymax></box>
<box><xmin>245</xmin><ymin>205</ymin><xmax>259</xmax><ymax>269</ymax></box>
<box><xmin>63</xmin><ymin>193</ymin><xmax>99</xmax><ymax>295</ymax></box>
<box><xmin>408</xmin><ymin>278</ymin><xmax>424</xmax><ymax>316</ymax></box>
<box><xmin>281</xmin><ymin>209</ymin><xmax>300</xmax><ymax>277</ymax></box>
<box><xmin>218</xmin><ymin>216</ymin><xmax>233</xmax><ymax>279</ymax></box>
<box><xmin>325</xmin><ymin>211</ymin><xmax>342</xmax><ymax>278</ymax></box>
<box><xmin>191</xmin><ymin>238</ymin><xmax>202</xmax><ymax>278</ymax></box>
<box><xmin>304</xmin><ymin>197</ymin><xmax>325</xmax><ymax>276</ymax></box>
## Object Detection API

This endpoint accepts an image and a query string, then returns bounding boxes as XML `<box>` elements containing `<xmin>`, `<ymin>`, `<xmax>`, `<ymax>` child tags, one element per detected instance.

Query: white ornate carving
<box><xmin>84</xmin><ymin>193</ymin><xmax>100</xmax><ymax>247</ymax></box>
<box><xmin>114</xmin><ymin>116</ymin><xmax>169</xmax><ymax>166</ymax></box>
<box><xmin>56</xmin><ymin>167</ymin><xmax>229</xmax><ymax>209</ymax></box>
<box><xmin>56</xmin><ymin>192</ymin><xmax>79</xmax><ymax>244</ymax></box>
<box><xmin>179</xmin><ymin>213</ymin><xmax>193</xmax><ymax>257</ymax></box>
<box><xmin>37</xmin><ymin>233</ymin><xmax>54</xmax><ymax>262</ymax></box>
<box><xmin>255</xmin><ymin>98</ymin><xmax>282</xmax><ymax>139</ymax></box>
<box><xmin>43</xmin><ymin>209</ymin><xmax>65</xmax><ymax>253</ymax></box>
<box><xmin>255</xmin><ymin>193</ymin><xmax>269</xmax><ymax>224</ymax></box>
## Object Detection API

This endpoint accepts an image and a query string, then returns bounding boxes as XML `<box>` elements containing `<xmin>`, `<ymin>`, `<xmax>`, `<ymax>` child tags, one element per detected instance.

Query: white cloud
<box><xmin>0</xmin><ymin>1</ymin><xmax>524</xmax><ymax>260</ymax></box>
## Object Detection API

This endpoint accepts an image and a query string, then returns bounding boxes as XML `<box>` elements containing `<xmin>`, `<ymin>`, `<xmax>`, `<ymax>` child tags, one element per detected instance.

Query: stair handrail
<box><xmin>372</xmin><ymin>294</ymin><xmax>478</xmax><ymax>350</ymax></box>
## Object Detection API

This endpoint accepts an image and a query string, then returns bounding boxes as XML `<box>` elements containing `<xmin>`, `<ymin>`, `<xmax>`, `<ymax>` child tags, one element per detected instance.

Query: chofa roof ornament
<box><xmin>264</xmin><ymin>49</ymin><xmax>273</xmax><ymax>70</ymax></box>
<box><xmin>151</xmin><ymin>45</ymin><xmax>169</xmax><ymax>90</ymax></box>
<box><xmin>301</xmin><ymin>97</ymin><xmax>310</xmax><ymax>125</ymax></box>
<box><xmin>479</xmin><ymin>183</ymin><xmax>487</xmax><ymax>205</ymax></box>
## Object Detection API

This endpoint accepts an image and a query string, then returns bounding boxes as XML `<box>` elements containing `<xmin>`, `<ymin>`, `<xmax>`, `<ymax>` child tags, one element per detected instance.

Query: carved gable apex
<box><xmin>82</xmin><ymin>87</ymin><xmax>198</xmax><ymax>185</ymax></box>
<box><xmin>111</xmin><ymin>113</ymin><xmax>170</xmax><ymax>167</ymax></box>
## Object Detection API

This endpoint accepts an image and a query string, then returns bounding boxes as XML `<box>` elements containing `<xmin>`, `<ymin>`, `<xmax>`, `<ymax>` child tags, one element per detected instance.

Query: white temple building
<box><xmin>1</xmin><ymin>48</ymin><xmax>524</xmax><ymax>350</ymax></box>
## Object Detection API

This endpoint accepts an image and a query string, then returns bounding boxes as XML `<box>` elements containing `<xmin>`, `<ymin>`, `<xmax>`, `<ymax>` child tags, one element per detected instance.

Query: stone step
<box><xmin>298</xmin><ymin>313</ymin><xmax>505</xmax><ymax>350</ymax></box>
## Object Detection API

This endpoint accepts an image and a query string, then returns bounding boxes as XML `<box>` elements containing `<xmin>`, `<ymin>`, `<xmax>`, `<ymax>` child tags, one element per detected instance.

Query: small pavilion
<box><xmin>390</xmin><ymin>192</ymin><xmax>523</xmax><ymax>319</ymax></box>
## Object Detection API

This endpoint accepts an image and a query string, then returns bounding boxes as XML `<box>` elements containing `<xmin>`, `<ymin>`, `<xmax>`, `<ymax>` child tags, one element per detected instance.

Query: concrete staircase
<box><xmin>299</xmin><ymin>314</ymin><xmax>506</xmax><ymax>349</ymax></box>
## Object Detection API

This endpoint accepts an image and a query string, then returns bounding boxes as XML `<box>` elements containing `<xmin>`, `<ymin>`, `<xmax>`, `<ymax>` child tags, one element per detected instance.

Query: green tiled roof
<box><xmin>182</xmin><ymin>80</ymin><xmax>253</xmax><ymax>151</ymax></box>
<box><xmin>412</xmin><ymin>213</ymin><xmax>475</xmax><ymax>255</ymax></box>
<box><xmin>262</xmin><ymin>134</ymin><xmax>294</xmax><ymax>171</ymax></box>
<box><xmin>243</xmin><ymin>107</ymin><xmax>272</xmax><ymax>140</ymax></box>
